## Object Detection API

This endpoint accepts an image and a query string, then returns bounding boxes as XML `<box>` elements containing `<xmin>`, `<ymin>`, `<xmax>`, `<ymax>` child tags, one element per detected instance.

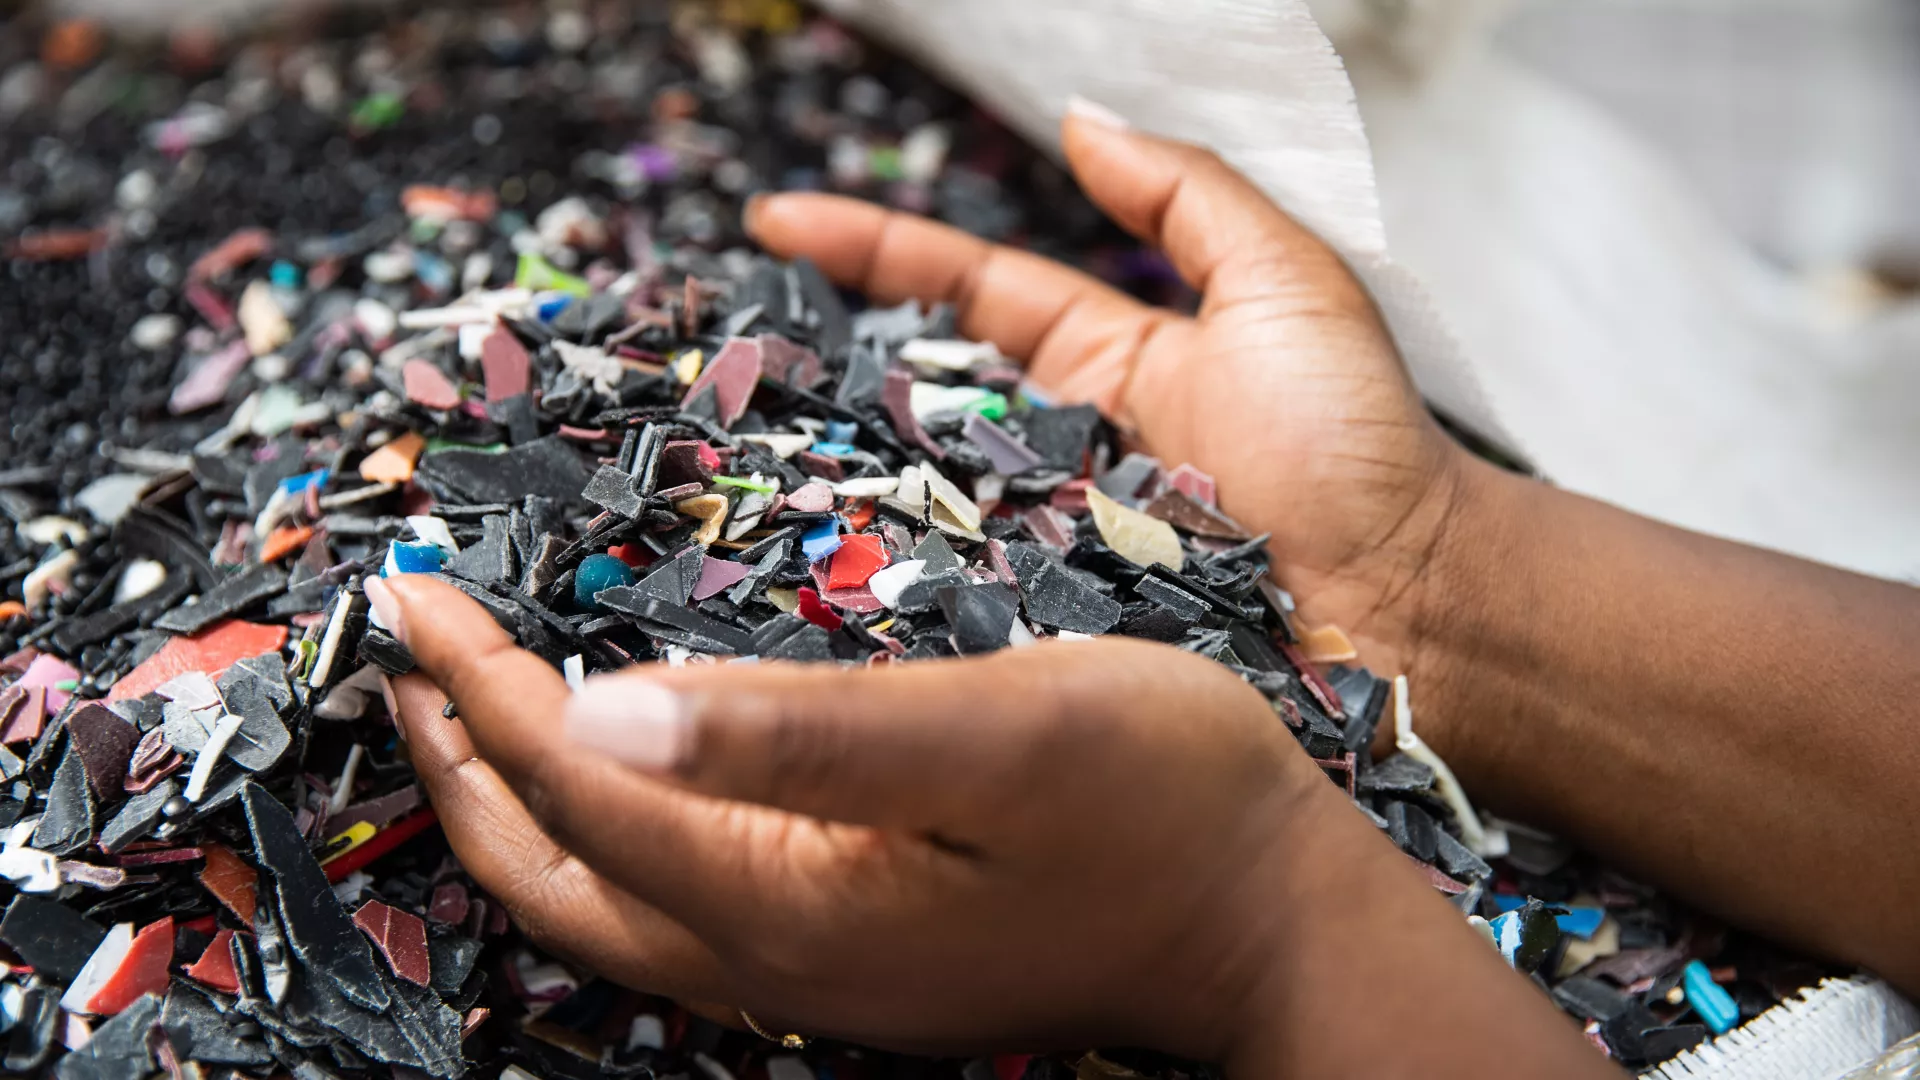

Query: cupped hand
<box><xmin>747</xmin><ymin>101</ymin><xmax>1474</xmax><ymax>680</ymax></box>
<box><xmin>378</xmin><ymin>573</ymin><xmax>1376</xmax><ymax>1065</ymax></box>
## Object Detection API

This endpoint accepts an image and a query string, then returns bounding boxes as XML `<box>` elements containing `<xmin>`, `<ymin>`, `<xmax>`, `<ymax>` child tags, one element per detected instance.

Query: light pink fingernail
<box><xmin>564</xmin><ymin>677</ymin><xmax>689</xmax><ymax>772</ymax></box>
<box><xmin>1066</xmin><ymin>95</ymin><xmax>1130</xmax><ymax>131</ymax></box>
<box><xmin>364</xmin><ymin>576</ymin><xmax>406</xmax><ymax>643</ymax></box>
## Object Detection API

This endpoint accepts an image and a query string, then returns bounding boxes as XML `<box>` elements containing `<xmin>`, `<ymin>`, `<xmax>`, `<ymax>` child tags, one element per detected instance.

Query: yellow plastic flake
<box><xmin>673</xmin><ymin>349</ymin><xmax>704</xmax><ymax>386</ymax></box>
<box><xmin>318</xmin><ymin>820</ymin><xmax>378</xmax><ymax>865</ymax></box>
<box><xmin>1085</xmin><ymin>488</ymin><xmax>1183</xmax><ymax>570</ymax></box>
<box><xmin>675</xmin><ymin>494</ymin><xmax>730</xmax><ymax>546</ymax></box>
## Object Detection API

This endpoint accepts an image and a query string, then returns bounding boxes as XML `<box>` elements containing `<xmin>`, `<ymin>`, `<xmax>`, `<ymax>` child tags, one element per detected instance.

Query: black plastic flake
<box><xmin>52</xmin><ymin>994</ymin><xmax>161</xmax><ymax>1080</ymax></box>
<box><xmin>1</xmin><ymin>895</ymin><xmax>108</xmax><ymax>980</ymax></box>
<box><xmin>241</xmin><ymin>783</ymin><xmax>391</xmax><ymax>1013</ymax></box>
<box><xmin>30</xmin><ymin>745</ymin><xmax>97</xmax><ymax>855</ymax></box>
<box><xmin>153</xmin><ymin>564</ymin><xmax>290</xmax><ymax>635</ymax></box>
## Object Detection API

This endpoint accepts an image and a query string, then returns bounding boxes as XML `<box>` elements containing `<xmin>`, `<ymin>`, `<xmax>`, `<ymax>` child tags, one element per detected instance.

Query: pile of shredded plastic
<box><xmin>0</xmin><ymin>4</ymin><xmax>1835</xmax><ymax>1078</ymax></box>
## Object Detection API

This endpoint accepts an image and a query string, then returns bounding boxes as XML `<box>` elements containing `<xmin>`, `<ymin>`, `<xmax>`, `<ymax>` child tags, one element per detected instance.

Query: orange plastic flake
<box><xmin>1298</xmin><ymin>623</ymin><xmax>1359</xmax><ymax>664</ymax></box>
<box><xmin>258</xmin><ymin>525</ymin><xmax>315</xmax><ymax>564</ymax></box>
<box><xmin>358</xmin><ymin>431</ymin><xmax>426</xmax><ymax>484</ymax></box>
<box><xmin>0</xmin><ymin>601</ymin><xmax>26</xmax><ymax>621</ymax></box>
<box><xmin>42</xmin><ymin>20</ymin><xmax>102</xmax><ymax>70</ymax></box>
<box><xmin>6</xmin><ymin>228</ymin><xmax>107</xmax><ymax>262</ymax></box>
<box><xmin>401</xmin><ymin>185</ymin><xmax>497</xmax><ymax>222</ymax></box>
<box><xmin>197</xmin><ymin>844</ymin><xmax>258</xmax><ymax>925</ymax></box>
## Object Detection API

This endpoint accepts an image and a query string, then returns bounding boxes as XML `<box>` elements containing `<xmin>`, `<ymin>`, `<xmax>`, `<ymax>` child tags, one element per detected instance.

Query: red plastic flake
<box><xmin>481</xmin><ymin>326</ymin><xmax>532</xmax><ymax>402</ymax></box>
<box><xmin>183</xmin><ymin>928</ymin><xmax>242</xmax><ymax>994</ymax></box>
<box><xmin>1050</xmin><ymin>478</ymin><xmax>1093</xmax><ymax>514</ymax></box>
<box><xmin>0</xmin><ymin>685</ymin><xmax>45</xmax><ymax>746</ymax></box>
<box><xmin>353</xmin><ymin>900</ymin><xmax>432</xmax><ymax>987</ymax></box>
<box><xmin>258</xmin><ymin>525</ymin><xmax>315</xmax><ymax>564</ymax></box>
<box><xmin>402</xmin><ymin>359</ymin><xmax>462</xmax><ymax>410</ymax></box>
<box><xmin>609</xmin><ymin>543</ymin><xmax>654</xmax><ymax>569</ymax></box>
<box><xmin>109</xmin><ymin>846</ymin><xmax>202</xmax><ymax>867</ymax></box>
<box><xmin>197</xmin><ymin>843</ymin><xmax>258</xmax><ymax>925</ymax></box>
<box><xmin>1166</xmin><ymin>463</ymin><xmax>1218</xmax><ymax>506</ymax></box>
<box><xmin>757</xmin><ymin>334</ymin><xmax>824</xmax><ymax>388</ymax></box>
<box><xmin>182</xmin><ymin>282</ymin><xmax>236</xmax><ymax>334</ymax></box>
<box><xmin>187</xmin><ymin>227</ymin><xmax>273</xmax><ymax>284</ymax></box>
<box><xmin>844</xmin><ymin>499</ymin><xmax>877</xmax><ymax>532</ymax></box>
<box><xmin>882</xmin><ymin>368</ymin><xmax>944</xmax><ymax>460</ymax></box>
<box><xmin>86</xmin><ymin>917</ymin><xmax>173</xmax><ymax>1016</ymax></box>
<box><xmin>826</xmin><ymin>534</ymin><xmax>889</xmax><ymax>591</ymax></box>
<box><xmin>683</xmin><ymin>337</ymin><xmax>763</xmax><ymax>427</ymax></box>
<box><xmin>795</xmin><ymin>586</ymin><xmax>843</xmax><ymax>631</ymax></box>
<box><xmin>1021</xmin><ymin>505</ymin><xmax>1075</xmax><ymax>550</ymax></box>
<box><xmin>109</xmin><ymin>620</ymin><xmax>290</xmax><ymax>702</ymax></box>
<box><xmin>5</xmin><ymin>227</ymin><xmax>106</xmax><ymax>261</ymax></box>
<box><xmin>1276</xmin><ymin>637</ymin><xmax>1346</xmax><ymax>721</ymax></box>
<box><xmin>321</xmin><ymin>808</ymin><xmax>438</xmax><ymax>883</ymax></box>
<box><xmin>1408</xmin><ymin>857</ymin><xmax>1469</xmax><ymax>896</ymax></box>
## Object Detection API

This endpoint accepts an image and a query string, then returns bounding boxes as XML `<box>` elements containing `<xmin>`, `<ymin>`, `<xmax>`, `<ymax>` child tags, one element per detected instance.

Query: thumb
<box><xmin>1059</xmin><ymin>98</ymin><xmax>1372</xmax><ymax>319</ymax></box>
<box><xmin>562</xmin><ymin>639</ymin><xmax>1152</xmax><ymax>833</ymax></box>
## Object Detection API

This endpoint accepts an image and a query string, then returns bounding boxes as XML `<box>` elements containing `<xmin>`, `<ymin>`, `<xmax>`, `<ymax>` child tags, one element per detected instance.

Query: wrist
<box><xmin>1391</xmin><ymin>455</ymin><xmax>1546</xmax><ymax>780</ymax></box>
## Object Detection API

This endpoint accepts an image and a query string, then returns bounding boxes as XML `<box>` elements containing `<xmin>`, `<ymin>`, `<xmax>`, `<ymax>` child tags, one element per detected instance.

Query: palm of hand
<box><xmin>753</xmin><ymin>118</ymin><xmax>1462</xmax><ymax>669</ymax></box>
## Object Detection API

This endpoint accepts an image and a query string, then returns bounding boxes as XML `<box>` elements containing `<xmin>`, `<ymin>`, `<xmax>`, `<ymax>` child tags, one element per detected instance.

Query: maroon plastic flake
<box><xmin>353</xmin><ymin>899</ymin><xmax>432</xmax><ymax>987</ymax></box>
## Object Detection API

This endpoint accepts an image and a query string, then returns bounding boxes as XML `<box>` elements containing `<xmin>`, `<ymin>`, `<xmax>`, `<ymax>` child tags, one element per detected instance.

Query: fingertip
<box><xmin>741</xmin><ymin>192</ymin><xmax>824</xmax><ymax>246</ymax></box>
<box><xmin>563</xmin><ymin>674</ymin><xmax>690</xmax><ymax>774</ymax></box>
<box><xmin>741</xmin><ymin>191</ymin><xmax>769</xmax><ymax>238</ymax></box>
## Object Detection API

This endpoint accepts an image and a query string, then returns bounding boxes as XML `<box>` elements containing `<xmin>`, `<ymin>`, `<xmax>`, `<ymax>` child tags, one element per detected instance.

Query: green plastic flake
<box><xmin>869</xmin><ymin>146</ymin><xmax>905</xmax><ymax>181</ymax></box>
<box><xmin>713</xmin><ymin>475</ymin><xmax>777</xmax><ymax>495</ymax></box>
<box><xmin>965</xmin><ymin>392</ymin><xmax>1009</xmax><ymax>421</ymax></box>
<box><xmin>54</xmin><ymin>680</ymin><xmax>78</xmax><ymax>693</ymax></box>
<box><xmin>409</xmin><ymin>217</ymin><xmax>444</xmax><ymax>244</ymax></box>
<box><xmin>293</xmin><ymin>638</ymin><xmax>318</xmax><ymax>679</ymax></box>
<box><xmin>350</xmin><ymin>92</ymin><xmax>405</xmax><ymax>131</ymax></box>
<box><xmin>425</xmin><ymin>438</ymin><xmax>506</xmax><ymax>455</ymax></box>
<box><xmin>515</xmin><ymin>251</ymin><xmax>591</xmax><ymax>297</ymax></box>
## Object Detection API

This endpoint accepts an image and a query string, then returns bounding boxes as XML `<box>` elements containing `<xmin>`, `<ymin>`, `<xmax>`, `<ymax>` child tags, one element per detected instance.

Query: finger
<box><xmin>1060</xmin><ymin>102</ymin><xmax>1372</xmax><ymax>319</ymax></box>
<box><xmin>747</xmin><ymin>192</ymin><xmax>1179</xmax><ymax>405</ymax></box>
<box><xmin>372</xmin><ymin>574</ymin><xmax>811</xmax><ymax>938</ymax></box>
<box><xmin>564</xmin><ymin>636</ymin><xmax>1250</xmax><ymax>838</ymax></box>
<box><xmin>388</xmin><ymin>672</ymin><xmax>729</xmax><ymax>1001</ymax></box>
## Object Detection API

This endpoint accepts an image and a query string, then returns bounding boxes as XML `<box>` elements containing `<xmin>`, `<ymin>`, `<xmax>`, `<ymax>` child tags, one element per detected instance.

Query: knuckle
<box><xmin>758</xmin><ymin>703</ymin><xmax>852</xmax><ymax>803</ymax></box>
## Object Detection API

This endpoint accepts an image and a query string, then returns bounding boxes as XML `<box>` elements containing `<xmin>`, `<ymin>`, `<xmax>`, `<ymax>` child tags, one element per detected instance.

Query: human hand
<box><xmin>376</xmin><ymin>573</ymin><xmax>1391</xmax><ymax>1066</ymax></box>
<box><xmin>747</xmin><ymin>100</ymin><xmax>1475</xmax><ymax>682</ymax></box>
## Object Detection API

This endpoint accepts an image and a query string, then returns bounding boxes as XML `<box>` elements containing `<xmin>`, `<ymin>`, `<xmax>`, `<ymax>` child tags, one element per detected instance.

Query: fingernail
<box><xmin>564</xmin><ymin>677</ymin><xmax>689</xmax><ymax>772</ymax></box>
<box><xmin>1066</xmin><ymin>95</ymin><xmax>1130</xmax><ymax>131</ymax></box>
<box><xmin>364</xmin><ymin>575</ymin><xmax>405</xmax><ymax>644</ymax></box>
<box><xmin>379</xmin><ymin>674</ymin><xmax>406</xmax><ymax>741</ymax></box>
